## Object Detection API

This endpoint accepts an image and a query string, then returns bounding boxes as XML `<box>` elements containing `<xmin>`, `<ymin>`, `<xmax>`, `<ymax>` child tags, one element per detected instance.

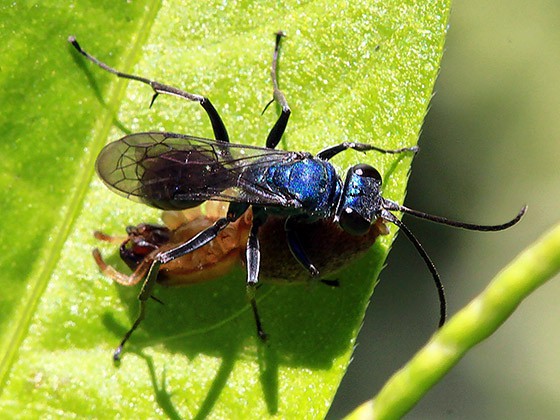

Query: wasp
<box><xmin>69</xmin><ymin>32</ymin><xmax>526</xmax><ymax>360</ymax></box>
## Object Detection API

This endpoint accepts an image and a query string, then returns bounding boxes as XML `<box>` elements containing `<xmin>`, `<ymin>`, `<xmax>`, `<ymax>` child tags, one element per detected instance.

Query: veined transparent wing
<box><xmin>95</xmin><ymin>132</ymin><xmax>305</xmax><ymax>210</ymax></box>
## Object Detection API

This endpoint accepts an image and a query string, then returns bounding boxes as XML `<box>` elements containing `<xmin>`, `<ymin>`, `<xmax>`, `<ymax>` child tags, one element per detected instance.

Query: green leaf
<box><xmin>0</xmin><ymin>0</ymin><xmax>449</xmax><ymax>417</ymax></box>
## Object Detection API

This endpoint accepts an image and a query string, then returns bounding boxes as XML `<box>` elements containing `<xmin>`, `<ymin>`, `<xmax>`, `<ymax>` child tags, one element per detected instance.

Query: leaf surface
<box><xmin>0</xmin><ymin>1</ymin><xmax>449</xmax><ymax>417</ymax></box>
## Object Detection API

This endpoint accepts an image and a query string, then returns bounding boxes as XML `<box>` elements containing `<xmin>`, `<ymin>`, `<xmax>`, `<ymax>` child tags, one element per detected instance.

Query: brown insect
<box><xmin>93</xmin><ymin>202</ymin><xmax>389</xmax><ymax>287</ymax></box>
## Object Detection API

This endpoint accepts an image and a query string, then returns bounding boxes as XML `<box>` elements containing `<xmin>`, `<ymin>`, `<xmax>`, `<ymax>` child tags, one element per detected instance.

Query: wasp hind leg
<box><xmin>68</xmin><ymin>36</ymin><xmax>229</xmax><ymax>143</ymax></box>
<box><xmin>264</xmin><ymin>31</ymin><xmax>291</xmax><ymax>149</ymax></box>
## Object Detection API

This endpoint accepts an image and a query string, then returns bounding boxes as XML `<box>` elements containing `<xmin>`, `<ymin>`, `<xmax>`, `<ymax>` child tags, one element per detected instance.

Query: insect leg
<box><xmin>93</xmin><ymin>230</ymin><xmax>127</xmax><ymax>244</ymax></box>
<box><xmin>284</xmin><ymin>216</ymin><xmax>320</xmax><ymax>277</ymax></box>
<box><xmin>92</xmin><ymin>248</ymin><xmax>153</xmax><ymax>286</ymax></box>
<box><xmin>265</xmin><ymin>31</ymin><xmax>291</xmax><ymax>149</ymax></box>
<box><xmin>246</xmin><ymin>209</ymin><xmax>268</xmax><ymax>340</ymax></box>
<box><xmin>317</xmin><ymin>142</ymin><xmax>418</xmax><ymax>161</ymax></box>
<box><xmin>68</xmin><ymin>36</ymin><xmax>229</xmax><ymax>142</ymax></box>
<box><xmin>156</xmin><ymin>204</ymin><xmax>249</xmax><ymax>264</ymax></box>
<box><xmin>114</xmin><ymin>203</ymin><xmax>249</xmax><ymax>360</ymax></box>
<box><xmin>113</xmin><ymin>259</ymin><xmax>162</xmax><ymax>361</ymax></box>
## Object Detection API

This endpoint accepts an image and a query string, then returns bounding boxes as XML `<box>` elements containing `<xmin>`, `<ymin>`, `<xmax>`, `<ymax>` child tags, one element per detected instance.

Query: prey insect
<box><xmin>69</xmin><ymin>32</ymin><xmax>526</xmax><ymax>361</ymax></box>
<box><xmin>93</xmin><ymin>204</ymin><xmax>390</xmax><ymax>285</ymax></box>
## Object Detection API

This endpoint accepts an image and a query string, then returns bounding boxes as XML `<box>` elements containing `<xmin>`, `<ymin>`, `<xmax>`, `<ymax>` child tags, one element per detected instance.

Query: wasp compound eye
<box><xmin>338</xmin><ymin>207</ymin><xmax>371</xmax><ymax>236</ymax></box>
<box><xmin>352</xmin><ymin>163</ymin><xmax>382</xmax><ymax>182</ymax></box>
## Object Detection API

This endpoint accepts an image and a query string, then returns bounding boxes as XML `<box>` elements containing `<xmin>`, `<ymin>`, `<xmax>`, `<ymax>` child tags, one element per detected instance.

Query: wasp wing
<box><xmin>95</xmin><ymin>132</ymin><xmax>303</xmax><ymax>210</ymax></box>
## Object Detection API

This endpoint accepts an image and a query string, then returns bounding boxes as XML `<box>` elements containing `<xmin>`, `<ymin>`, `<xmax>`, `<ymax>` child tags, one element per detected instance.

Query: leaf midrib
<box><xmin>0</xmin><ymin>0</ymin><xmax>163</xmax><ymax>391</ymax></box>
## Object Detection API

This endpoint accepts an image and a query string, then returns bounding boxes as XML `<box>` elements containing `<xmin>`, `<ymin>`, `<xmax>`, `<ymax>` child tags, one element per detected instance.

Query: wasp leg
<box><xmin>245</xmin><ymin>210</ymin><xmax>268</xmax><ymax>340</ymax></box>
<box><xmin>264</xmin><ymin>31</ymin><xmax>291</xmax><ymax>149</ymax></box>
<box><xmin>92</xmin><ymin>248</ymin><xmax>153</xmax><ymax>286</ymax></box>
<box><xmin>317</xmin><ymin>141</ymin><xmax>419</xmax><ymax>161</ymax></box>
<box><xmin>68</xmin><ymin>36</ymin><xmax>229</xmax><ymax>143</ymax></box>
<box><xmin>157</xmin><ymin>217</ymin><xmax>230</xmax><ymax>264</ymax></box>
<box><xmin>113</xmin><ymin>203</ymin><xmax>249</xmax><ymax>360</ymax></box>
<box><xmin>155</xmin><ymin>203</ymin><xmax>249</xmax><ymax>264</ymax></box>
<box><xmin>284</xmin><ymin>216</ymin><xmax>319</xmax><ymax>277</ymax></box>
<box><xmin>114</xmin><ymin>260</ymin><xmax>162</xmax><ymax>361</ymax></box>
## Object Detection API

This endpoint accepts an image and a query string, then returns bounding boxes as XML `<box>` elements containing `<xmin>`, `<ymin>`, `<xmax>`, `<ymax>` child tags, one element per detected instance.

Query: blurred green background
<box><xmin>330</xmin><ymin>0</ymin><xmax>560</xmax><ymax>418</ymax></box>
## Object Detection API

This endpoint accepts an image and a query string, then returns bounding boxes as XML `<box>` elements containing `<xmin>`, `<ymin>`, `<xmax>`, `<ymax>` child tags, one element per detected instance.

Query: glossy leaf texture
<box><xmin>0</xmin><ymin>0</ymin><xmax>449</xmax><ymax>417</ymax></box>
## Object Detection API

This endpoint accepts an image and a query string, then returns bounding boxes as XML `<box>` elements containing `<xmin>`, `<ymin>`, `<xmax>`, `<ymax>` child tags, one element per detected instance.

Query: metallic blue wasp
<box><xmin>69</xmin><ymin>32</ymin><xmax>526</xmax><ymax>361</ymax></box>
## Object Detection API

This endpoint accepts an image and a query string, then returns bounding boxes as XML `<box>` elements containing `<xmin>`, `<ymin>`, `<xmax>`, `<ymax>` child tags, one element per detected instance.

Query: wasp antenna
<box><xmin>383</xmin><ymin>211</ymin><xmax>446</xmax><ymax>328</ymax></box>
<box><xmin>384</xmin><ymin>201</ymin><xmax>527</xmax><ymax>232</ymax></box>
